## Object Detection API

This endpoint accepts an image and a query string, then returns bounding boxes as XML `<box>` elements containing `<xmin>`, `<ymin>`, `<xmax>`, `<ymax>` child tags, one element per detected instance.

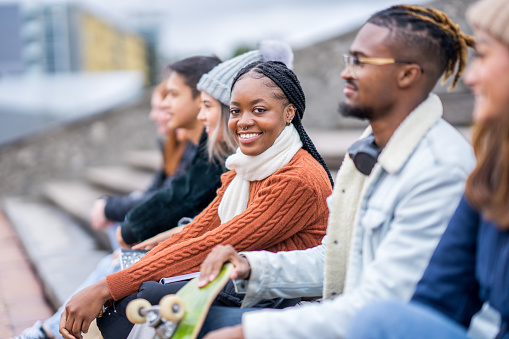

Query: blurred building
<box><xmin>0</xmin><ymin>2</ymin><xmax>153</xmax><ymax>84</ymax></box>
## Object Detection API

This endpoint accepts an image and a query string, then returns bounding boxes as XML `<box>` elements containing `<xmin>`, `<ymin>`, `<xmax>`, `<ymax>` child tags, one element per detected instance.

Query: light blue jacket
<box><xmin>237</xmin><ymin>94</ymin><xmax>475</xmax><ymax>339</ymax></box>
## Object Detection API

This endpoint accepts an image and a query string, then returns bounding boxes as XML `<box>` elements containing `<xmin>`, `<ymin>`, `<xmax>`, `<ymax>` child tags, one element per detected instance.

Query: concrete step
<box><xmin>43</xmin><ymin>181</ymin><xmax>112</xmax><ymax>249</ymax></box>
<box><xmin>86</xmin><ymin>166</ymin><xmax>154</xmax><ymax>195</ymax></box>
<box><xmin>2</xmin><ymin>197</ymin><xmax>109</xmax><ymax>309</ymax></box>
<box><xmin>440</xmin><ymin>92</ymin><xmax>474</xmax><ymax>126</ymax></box>
<box><xmin>125</xmin><ymin>150</ymin><xmax>161</xmax><ymax>172</ymax></box>
<box><xmin>308</xmin><ymin>129</ymin><xmax>363</xmax><ymax>170</ymax></box>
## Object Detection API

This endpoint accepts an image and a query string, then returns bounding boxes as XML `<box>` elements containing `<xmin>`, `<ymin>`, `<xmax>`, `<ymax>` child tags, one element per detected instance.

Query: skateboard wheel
<box><xmin>126</xmin><ymin>298</ymin><xmax>152</xmax><ymax>324</ymax></box>
<box><xmin>160</xmin><ymin>295</ymin><xmax>186</xmax><ymax>322</ymax></box>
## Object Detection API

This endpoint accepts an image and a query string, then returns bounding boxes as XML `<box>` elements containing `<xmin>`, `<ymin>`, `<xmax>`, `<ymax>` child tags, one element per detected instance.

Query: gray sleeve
<box><xmin>237</xmin><ymin>238</ymin><xmax>326</xmax><ymax>308</ymax></box>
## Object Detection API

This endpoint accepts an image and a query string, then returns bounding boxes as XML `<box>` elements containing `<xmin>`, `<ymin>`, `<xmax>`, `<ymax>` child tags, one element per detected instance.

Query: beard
<box><xmin>338</xmin><ymin>102</ymin><xmax>374</xmax><ymax>120</ymax></box>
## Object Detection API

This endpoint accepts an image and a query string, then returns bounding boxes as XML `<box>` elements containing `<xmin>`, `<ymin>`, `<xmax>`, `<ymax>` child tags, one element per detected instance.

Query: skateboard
<box><xmin>126</xmin><ymin>263</ymin><xmax>233</xmax><ymax>339</ymax></box>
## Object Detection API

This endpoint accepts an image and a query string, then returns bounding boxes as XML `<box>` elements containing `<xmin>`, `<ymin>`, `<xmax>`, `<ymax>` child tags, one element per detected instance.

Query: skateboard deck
<box><xmin>127</xmin><ymin>263</ymin><xmax>233</xmax><ymax>339</ymax></box>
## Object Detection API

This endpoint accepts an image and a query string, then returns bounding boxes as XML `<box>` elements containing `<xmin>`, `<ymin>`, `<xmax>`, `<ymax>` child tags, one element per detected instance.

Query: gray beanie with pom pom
<box><xmin>197</xmin><ymin>40</ymin><xmax>293</xmax><ymax>106</ymax></box>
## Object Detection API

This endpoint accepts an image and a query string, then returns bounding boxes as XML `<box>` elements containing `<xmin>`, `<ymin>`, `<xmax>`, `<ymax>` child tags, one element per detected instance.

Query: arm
<box><xmin>241</xmin><ymin>163</ymin><xmax>469</xmax><ymax>339</ymax></box>
<box><xmin>131</xmin><ymin>225</ymin><xmax>185</xmax><ymax>250</ymax></box>
<box><xmin>106</xmin><ymin>174</ymin><xmax>324</xmax><ymax>300</ymax></box>
<box><xmin>197</xmin><ymin>241</ymin><xmax>326</xmax><ymax>300</ymax></box>
<box><xmin>103</xmin><ymin>170</ymin><xmax>166</xmax><ymax>222</ymax></box>
<box><xmin>238</xmin><ymin>242</ymin><xmax>326</xmax><ymax>305</ymax></box>
<box><xmin>59</xmin><ymin>279</ymin><xmax>111</xmax><ymax>339</ymax></box>
<box><xmin>412</xmin><ymin>196</ymin><xmax>483</xmax><ymax>327</ymax></box>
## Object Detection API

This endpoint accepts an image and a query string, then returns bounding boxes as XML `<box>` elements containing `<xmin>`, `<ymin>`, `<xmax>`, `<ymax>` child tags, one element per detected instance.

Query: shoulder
<box><xmin>409</xmin><ymin>119</ymin><xmax>475</xmax><ymax>176</ymax></box>
<box><xmin>270</xmin><ymin>149</ymin><xmax>332</xmax><ymax>193</ymax></box>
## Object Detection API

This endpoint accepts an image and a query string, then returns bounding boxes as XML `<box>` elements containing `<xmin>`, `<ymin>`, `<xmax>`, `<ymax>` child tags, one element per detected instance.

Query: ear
<box><xmin>284</xmin><ymin>104</ymin><xmax>296</xmax><ymax>125</ymax></box>
<box><xmin>397</xmin><ymin>64</ymin><xmax>423</xmax><ymax>89</ymax></box>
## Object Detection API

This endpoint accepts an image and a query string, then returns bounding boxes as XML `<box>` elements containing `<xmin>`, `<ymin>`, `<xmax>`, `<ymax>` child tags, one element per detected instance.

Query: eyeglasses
<box><xmin>342</xmin><ymin>54</ymin><xmax>424</xmax><ymax>79</ymax></box>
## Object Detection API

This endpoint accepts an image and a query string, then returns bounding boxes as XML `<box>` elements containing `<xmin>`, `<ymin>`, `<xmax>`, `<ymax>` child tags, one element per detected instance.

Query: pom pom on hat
<box><xmin>197</xmin><ymin>40</ymin><xmax>293</xmax><ymax>106</ymax></box>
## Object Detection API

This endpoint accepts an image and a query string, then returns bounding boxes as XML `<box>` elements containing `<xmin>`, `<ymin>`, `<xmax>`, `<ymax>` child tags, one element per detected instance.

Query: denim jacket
<box><xmin>236</xmin><ymin>94</ymin><xmax>475</xmax><ymax>339</ymax></box>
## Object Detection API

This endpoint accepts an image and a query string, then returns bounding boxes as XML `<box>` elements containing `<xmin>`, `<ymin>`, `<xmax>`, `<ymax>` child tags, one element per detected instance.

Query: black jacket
<box><xmin>120</xmin><ymin>131</ymin><xmax>226</xmax><ymax>244</ymax></box>
<box><xmin>103</xmin><ymin>138</ymin><xmax>197</xmax><ymax>222</ymax></box>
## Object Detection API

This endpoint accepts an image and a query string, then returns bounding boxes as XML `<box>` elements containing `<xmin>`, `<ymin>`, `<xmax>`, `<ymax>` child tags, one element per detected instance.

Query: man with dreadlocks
<box><xmin>198</xmin><ymin>5</ymin><xmax>476</xmax><ymax>339</ymax></box>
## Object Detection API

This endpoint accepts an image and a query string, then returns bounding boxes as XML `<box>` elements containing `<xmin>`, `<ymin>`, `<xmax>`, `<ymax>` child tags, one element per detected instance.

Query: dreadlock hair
<box><xmin>367</xmin><ymin>5</ymin><xmax>474</xmax><ymax>90</ymax></box>
<box><xmin>231</xmin><ymin>60</ymin><xmax>334</xmax><ymax>187</ymax></box>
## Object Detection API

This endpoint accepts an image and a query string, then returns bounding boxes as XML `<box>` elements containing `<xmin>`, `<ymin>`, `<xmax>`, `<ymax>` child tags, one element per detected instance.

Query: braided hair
<box><xmin>231</xmin><ymin>60</ymin><xmax>334</xmax><ymax>187</ymax></box>
<box><xmin>368</xmin><ymin>5</ymin><xmax>474</xmax><ymax>90</ymax></box>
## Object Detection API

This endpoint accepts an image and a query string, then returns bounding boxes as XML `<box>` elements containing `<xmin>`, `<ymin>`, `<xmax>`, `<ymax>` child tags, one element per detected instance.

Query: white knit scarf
<box><xmin>218</xmin><ymin>124</ymin><xmax>303</xmax><ymax>224</ymax></box>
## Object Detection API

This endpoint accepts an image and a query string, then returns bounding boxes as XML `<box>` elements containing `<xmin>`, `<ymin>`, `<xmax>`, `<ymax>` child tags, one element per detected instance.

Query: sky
<box><xmin>5</xmin><ymin>0</ymin><xmax>431</xmax><ymax>59</ymax></box>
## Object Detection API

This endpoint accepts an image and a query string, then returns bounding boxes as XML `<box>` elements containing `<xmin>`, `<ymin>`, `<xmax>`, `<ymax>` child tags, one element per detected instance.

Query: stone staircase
<box><xmin>0</xmin><ymin>112</ymin><xmax>472</xmax><ymax>311</ymax></box>
<box><xmin>1</xmin><ymin>149</ymin><xmax>161</xmax><ymax>309</ymax></box>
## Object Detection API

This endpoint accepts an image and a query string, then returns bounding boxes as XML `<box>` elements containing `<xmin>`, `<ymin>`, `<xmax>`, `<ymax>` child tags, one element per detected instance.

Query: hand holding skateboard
<box><xmin>197</xmin><ymin>245</ymin><xmax>251</xmax><ymax>288</ymax></box>
<box><xmin>127</xmin><ymin>263</ymin><xmax>233</xmax><ymax>339</ymax></box>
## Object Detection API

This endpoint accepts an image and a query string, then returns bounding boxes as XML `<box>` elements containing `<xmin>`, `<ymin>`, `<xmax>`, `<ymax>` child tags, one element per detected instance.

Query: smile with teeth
<box><xmin>238</xmin><ymin>132</ymin><xmax>262</xmax><ymax>141</ymax></box>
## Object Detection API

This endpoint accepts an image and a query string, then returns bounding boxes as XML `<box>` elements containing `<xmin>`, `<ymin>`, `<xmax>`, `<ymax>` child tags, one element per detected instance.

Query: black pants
<box><xmin>97</xmin><ymin>280</ymin><xmax>300</xmax><ymax>338</ymax></box>
<box><xmin>97</xmin><ymin>280</ymin><xmax>189</xmax><ymax>339</ymax></box>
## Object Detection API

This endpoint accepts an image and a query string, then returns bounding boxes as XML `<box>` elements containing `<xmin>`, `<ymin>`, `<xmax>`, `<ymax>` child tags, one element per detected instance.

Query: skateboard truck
<box><xmin>127</xmin><ymin>295</ymin><xmax>186</xmax><ymax>339</ymax></box>
<box><xmin>127</xmin><ymin>264</ymin><xmax>233</xmax><ymax>339</ymax></box>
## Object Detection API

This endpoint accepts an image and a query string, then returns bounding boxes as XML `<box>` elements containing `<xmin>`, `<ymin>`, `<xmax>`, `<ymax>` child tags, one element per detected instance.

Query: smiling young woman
<box><xmin>229</xmin><ymin>75</ymin><xmax>294</xmax><ymax>157</ymax></box>
<box><xmin>229</xmin><ymin>61</ymin><xmax>335</xmax><ymax>186</ymax></box>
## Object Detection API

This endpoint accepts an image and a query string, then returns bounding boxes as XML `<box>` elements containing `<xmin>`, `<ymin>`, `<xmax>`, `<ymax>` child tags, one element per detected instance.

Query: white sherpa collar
<box><xmin>378</xmin><ymin>93</ymin><xmax>443</xmax><ymax>174</ymax></box>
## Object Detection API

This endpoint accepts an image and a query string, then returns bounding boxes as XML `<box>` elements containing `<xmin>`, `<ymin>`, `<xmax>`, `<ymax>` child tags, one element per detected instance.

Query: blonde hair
<box><xmin>207</xmin><ymin>104</ymin><xmax>236</xmax><ymax>163</ymax></box>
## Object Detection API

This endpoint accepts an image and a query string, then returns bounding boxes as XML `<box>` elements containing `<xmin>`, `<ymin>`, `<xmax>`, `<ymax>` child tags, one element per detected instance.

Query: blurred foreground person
<box><xmin>349</xmin><ymin>0</ymin><xmax>509</xmax><ymax>338</ymax></box>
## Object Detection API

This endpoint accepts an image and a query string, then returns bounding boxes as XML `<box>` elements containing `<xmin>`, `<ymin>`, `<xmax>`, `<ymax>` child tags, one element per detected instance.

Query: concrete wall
<box><xmin>293</xmin><ymin>0</ymin><xmax>477</xmax><ymax>129</ymax></box>
<box><xmin>0</xmin><ymin>91</ymin><xmax>156</xmax><ymax>198</ymax></box>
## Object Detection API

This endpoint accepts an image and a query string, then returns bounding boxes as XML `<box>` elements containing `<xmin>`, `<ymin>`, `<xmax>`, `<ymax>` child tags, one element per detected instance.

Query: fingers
<box><xmin>59</xmin><ymin>310</ymin><xmax>78</xmax><ymax>339</ymax></box>
<box><xmin>71</xmin><ymin>318</ymin><xmax>83</xmax><ymax>339</ymax></box>
<box><xmin>198</xmin><ymin>245</ymin><xmax>250</xmax><ymax>288</ymax></box>
<box><xmin>81</xmin><ymin>318</ymin><xmax>92</xmax><ymax>335</ymax></box>
<box><xmin>132</xmin><ymin>239</ymin><xmax>154</xmax><ymax>250</ymax></box>
<box><xmin>198</xmin><ymin>246</ymin><xmax>227</xmax><ymax>287</ymax></box>
<box><xmin>203</xmin><ymin>324</ymin><xmax>245</xmax><ymax>339</ymax></box>
<box><xmin>132</xmin><ymin>242</ymin><xmax>146</xmax><ymax>250</ymax></box>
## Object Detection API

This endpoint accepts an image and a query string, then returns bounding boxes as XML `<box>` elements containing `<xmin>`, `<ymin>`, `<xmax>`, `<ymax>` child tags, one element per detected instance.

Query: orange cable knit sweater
<box><xmin>106</xmin><ymin>149</ymin><xmax>332</xmax><ymax>300</ymax></box>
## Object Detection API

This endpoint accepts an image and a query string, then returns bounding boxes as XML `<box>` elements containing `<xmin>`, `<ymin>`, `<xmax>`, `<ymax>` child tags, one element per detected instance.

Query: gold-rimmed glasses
<box><xmin>342</xmin><ymin>54</ymin><xmax>424</xmax><ymax>79</ymax></box>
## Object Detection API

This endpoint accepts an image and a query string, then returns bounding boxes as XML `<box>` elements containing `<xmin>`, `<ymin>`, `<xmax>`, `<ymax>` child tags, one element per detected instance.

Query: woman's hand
<box><xmin>90</xmin><ymin>199</ymin><xmax>113</xmax><ymax>230</ymax></box>
<box><xmin>59</xmin><ymin>280</ymin><xmax>112</xmax><ymax>339</ymax></box>
<box><xmin>197</xmin><ymin>245</ymin><xmax>251</xmax><ymax>288</ymax></box>
<box><xmin>132</xmin><ymin>226</ymin><xmax>184</xmax><ymax>250</ymax></box>
<box><xmin>203</xmin><ymin>325</ymin><xmax>245</xmax><ymax>339</ymax></box>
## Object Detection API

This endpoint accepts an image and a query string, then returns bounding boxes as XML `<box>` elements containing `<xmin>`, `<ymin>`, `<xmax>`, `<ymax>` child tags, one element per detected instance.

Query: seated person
<box><xmin>89</xmin><ymin>77</ymin><xmax>203</xmax><ymax>247</ymax></box>
<box><xmin>116</xmin><ymin>40</ymin><xmax>299</xmax><ymax>247</ymax></box>
<box><xmin>349</xmin><ymin>1</ymin><xmax>509</xmax><ymax>338</ymax></box>
<box><xmin>59</xmin><ymin>53</ymin><xmax>334</xmax><ymax>339</ymax></box>
<box><xmin>14</xmin><ymin>55</ymin><xmax>224</xmax><ymax>339</ymax></box>
<box><xmin>195</xmin><ymin>5</ymin><xmax>475</xmax><ymax>339</ymax></box>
